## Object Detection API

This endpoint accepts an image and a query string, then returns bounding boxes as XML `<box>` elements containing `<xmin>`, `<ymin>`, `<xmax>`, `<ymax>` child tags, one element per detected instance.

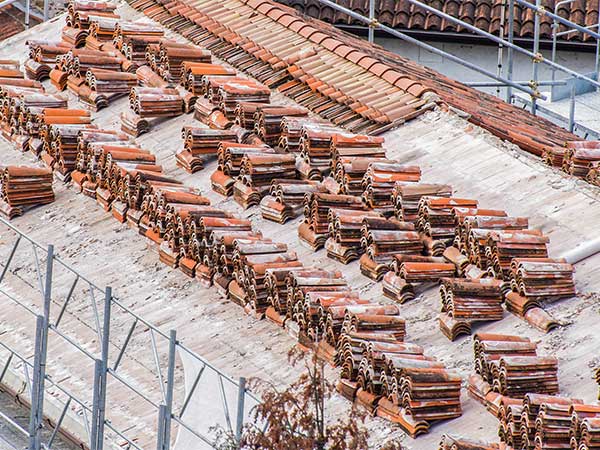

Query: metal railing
<box><xmin>0</xmin><ymin>216</ymin><xmax>259</xmax><ymax>449</ymax></box>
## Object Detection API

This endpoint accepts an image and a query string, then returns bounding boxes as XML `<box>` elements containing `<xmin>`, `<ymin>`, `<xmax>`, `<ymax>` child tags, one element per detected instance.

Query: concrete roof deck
<box><xmin>0</xmin><ymin>2</ymin><xmax>600</xmax><ymax>449</ymax></box>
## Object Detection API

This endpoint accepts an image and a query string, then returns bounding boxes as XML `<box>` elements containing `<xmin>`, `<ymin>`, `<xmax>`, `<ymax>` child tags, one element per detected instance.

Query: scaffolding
<box><xmin>319</xmin><ymin>0</ymin><xmax>600</xmax><ymax>134</ymax></box>
<box><xmin>0</xmin><ymin>217</ymin><xmax>258</xmax><ymax>449</ymax></box>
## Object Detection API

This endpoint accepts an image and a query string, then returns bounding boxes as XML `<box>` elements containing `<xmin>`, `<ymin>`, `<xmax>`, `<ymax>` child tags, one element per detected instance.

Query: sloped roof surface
<box><xmin>133</xmin><ymin>0</ymin><xmax>579</xmax><ymax>163</ymax></box>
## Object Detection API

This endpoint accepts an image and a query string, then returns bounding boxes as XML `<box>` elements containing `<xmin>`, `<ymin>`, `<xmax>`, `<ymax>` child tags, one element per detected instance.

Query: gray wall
<box><xmin>377</xmin><ymin>36</ymin><xmax>598</xmax><ymax>96</ymax></box>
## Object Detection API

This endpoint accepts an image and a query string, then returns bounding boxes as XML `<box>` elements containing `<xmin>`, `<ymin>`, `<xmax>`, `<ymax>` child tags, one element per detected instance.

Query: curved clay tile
<box><xmin>308</xmin><ymin>31</ymin><xmax>329</xmax><ymax>44</ymax></box>
<box><xmin>583</xmin><ymin>1</ymin><xmax>598</xmax><ymax>41</ymax></box>
<box><xmin>256</xmin><ymin>2</ymin><xmax>279</xmax><ymax>16</ymax></box>
<box><xmin>568</xmin><ymin>0</ymin><xmax>586</xmax><ymax>38</ymax></box>
<box><xmin>266</xmin><ymin>7</ymin><xmax>287</xmax><ymax>21</ymax></box>
<box><xmin>441</xmin><ymin>0</ymin><xmax>460</xmax><ymax>31</ymax></box>
<box><xmin>379</xmin><ymin>10</ymin><xmax>395</xmax><ymax>27</ymax></box>
<box><xmin>369</xmin><ymin>62</ymin><xmax>390</xmax><ymax>77</ymax></box>
<box><xmin>457</xmin><ymin>0</ymin><xmax>476</xmax><ymax>32</ymax></box>
<box><xmin>511</xmin><ymin>3</ymin><xmax>523</xmax><ymax>35</ymax></box>
<box><xmin>289</xmin><ymin>20</ymin><xmax>306</xmax><ymax>32</ymax></box>
<box><xmin>346</xmin><ymin>50</ymin><xmax>368</xmax><ymax>64</ymax></box>
<box><xmin>408</xmin><ymin>4</ymin><xmax>427</xmax><ymax>29</ymax></box>
<box><xmin>357</xmin><ymin>56</ymin><xmax>379</xmax><ymax>70</ymax></box>
<box><xmin>379</xmin><ymin>0</ymin><xmax>396</xmax><ymax>25</ymax></box>
<box><xmin>319</xmin><ymin>5</ymin><xmax>335</xmax><ymax>23</ymax></box>
<box><xmin>276</xmin><ymin>13</ymin><xmax>299</xmax><ymax>28</ymax></box>
<box><xmin>393</xmin><ymin>1</ymin><xmax>412</xmax><ymax>28</ymax></box>
<box><xmin>305</xmin><ymin>2</ymin><xmax>320</xmax><ymax>19</ymax></box>
<box><xmin>539</xmin><ymin>21</ymin><xmax>553</xmax><ymax>38</ymax></box>
<box><xmin>320</xmin><ymin>37</ymin><xmax>344</xmax><ymax>52</ymax></box>
<box><xmin>299</xmin><ymin>25</ymin><xmax>319</xmax><ymax>39</ymax></box>
<box><xmin>395</xmin><ymin>76</ymin><xmax>419</xmax><ymax>91</ymax></box>
<box><xmin>474</xmin><ymin>0</ymin><xmax>492</xmax><ymax>32</ymax></box>
<box><xmin>425</xmin><ymin>1</ymin><xmax>444</xmax><ymax>30</ymax></box>
<box><xmin>246</xmin><ymin>0</ymin><xmax>269</xmax><ymax>9</ymax></box>
<box><xmin>333</xmin><ymin>44</ymin><xmax>355</xmax><ymax>58</ymax></box>
<box><xmin>425</xmin><ymin>13</ymin><xmax>442</xmax><ymax>30</ymax></box>
<box><xmin>332</xmin><ymin>0</ymin><xmax>352</xmax><ymax>24</ymax></box>
<box><xmin>489</xmin><ymin>0</ymin><xmax>504</xmax><ymax>35</ymax></box>
<box><xmin>408</xmin><ymin>83</ymin><xmax>433</xmax><ymax>97</ymax></box>
<box><xmin>381</xmin><ymin>70</ymin><xmax>405</xmax><ymax>85</ymax></box>
<box><xmin>520</xmin><ymin>7</ymin><xmax>536</xmax><ymax>37</ymax></box>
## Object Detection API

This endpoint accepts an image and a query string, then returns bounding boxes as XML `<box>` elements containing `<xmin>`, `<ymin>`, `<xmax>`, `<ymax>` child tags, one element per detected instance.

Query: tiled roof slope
<box><xmin>127</xmin><ymin>0</ymin><xmax>578</xmax><ymax>159</ymax></box>
<box><xmin>276</xmin><ymin>0</ymin><xmax>600</xmax><ymax>43</ymax></box>
<box><xmin>132</xmin><ymin>0</ymin><xmax>438</xmax><ymax>135</ymax></box>
<box><xmin>0</xmin><ymin>5</ymin><xmax>39</xmax><ymax>41</ymax></box>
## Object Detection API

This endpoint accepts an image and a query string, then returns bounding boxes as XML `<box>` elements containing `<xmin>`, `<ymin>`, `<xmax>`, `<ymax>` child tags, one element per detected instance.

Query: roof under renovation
<box><xmin>277</xmin><ymin>0</ymin><xmax>600</xmax><ymax>45</ymax></box>
<box><xmin>0</xmin><ymin>0</ymin><xmax>600</xmax><ymax>449</ymax></box>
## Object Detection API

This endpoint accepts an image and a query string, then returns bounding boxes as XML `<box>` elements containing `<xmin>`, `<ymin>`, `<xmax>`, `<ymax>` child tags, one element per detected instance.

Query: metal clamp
<box><xmin>536</xmin><ymin>5</ymin><xmax>546</xmax><ymax>15</ymax></box>
<box><xmin>369</xmin><ymin>18</ymin><xmax>379</xmax><ymax>27</ymax></box>
<box><xmin>533</xmin><ymin>52</ymin><xmax>543</xmax><ymax>63</ymax></box>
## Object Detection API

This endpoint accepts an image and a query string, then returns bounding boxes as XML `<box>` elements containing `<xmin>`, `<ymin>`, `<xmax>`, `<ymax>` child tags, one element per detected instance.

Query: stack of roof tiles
<box><xmin>113</xmin><ymin>21</ymin><xmax>164</xmax><ymax>67</ymax></box>
<box><xmin>176</xmin><ymin>127</ymin><xmax>239</xmax><ymax>173</ymax></box>
<box><xmin>438</xmin><ymin>277</ymin><xmax>504</xmax><ymax>341</ymax></box>
<box><xmin>438</xmin><ymin>434</ymin><xmax>501</xmax><ymax>450</ymax></box>
<box><xmin>260</xmin><ymin>179</ymin><xmax>325</xmax><ymax>223</ymax></box>
<box><xmin>181</xmin><ymin>62</ymin><xmax>236</xmax><ymax>96</ymax></box>
<box><xmin>393</xmin><ymin>183</ymin><xmax>452</xmax><ymax>223</ymax></box>
<box><xmin>212</xmin><ymin>142</ymin><xmax>273</xmax><ymax>197</ymax></box>
<box><xmin>325</xmin><ymin>209</ymin><xmax>385</xmax><ymax>263</ymax></box>
<box><xmin>359</xmin><ymin>217</ymin><xmax>422</xmax><ymax>280</ymax></box>
<box><xmin>25</xmin><ymin>41</ymin><xmax>71</xmax><ymax>81</ymax></box>
<box><xmin>253</xmin><ymin>105</ymin><xmax>308</xmax><ymax>146</ymax></box>
<box><xmin>146</xmin><ymin>40</ymin><xmax>211</xmax><ymax>83</ymax></box>
<box><xmin>336</xmin><ymin>332</ymin><xmax>462</xmax><ymax>437</ymax></box>
<box><xmin>361</xmin><ymin>162</ymin><xmax>421</xmax><ymax>212</ymax></box>
<box><xmin>235</xmin><ymin>153</ymin><xmax>297</xmax><ymax>208</ymax></box>
<box><xmin>83</xmin><ymin>68</ymin><xmax>138</xmax><ymax>110</ymax></box>
<box><xmin>298</xmin><ymin>192</ymin><xmax>366</xmax><ymax>250</ymax></box>
<box><xmin>0</xmin><ymin>166</ymin><xmax>55</xmax><ymax>218</ymax></box>
<box><xmin>562</xmin><ymin>140</ymin><xmax>600</xmax><ymax>180</ymax></box>
<box><xmin>129</xmin><ymin>87</ymin><xmax>183</xmax><ymax>118</ymax></box>
<box><xmin>471</xmin><ymin>334</ymin><xmax>559</xmax><ymax>400</ymax></box>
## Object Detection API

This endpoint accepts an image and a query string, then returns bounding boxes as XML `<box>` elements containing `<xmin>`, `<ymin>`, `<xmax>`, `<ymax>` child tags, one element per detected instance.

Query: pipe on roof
<box><xmin>560</xmin><ymin>239</ymin><xmax>600</xmax><ymax>264</ymax></box>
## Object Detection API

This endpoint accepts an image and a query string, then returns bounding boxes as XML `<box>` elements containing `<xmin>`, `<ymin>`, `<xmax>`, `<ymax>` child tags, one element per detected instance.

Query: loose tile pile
<box><xmin>293</xmin><ymin>128</ymin><xmax>574</xmax><ymax>336</ymax></box>
<box><xmin>0</xmin><ymin>166</ymin><xmax>55</xmax><ymax>218</ymax></box>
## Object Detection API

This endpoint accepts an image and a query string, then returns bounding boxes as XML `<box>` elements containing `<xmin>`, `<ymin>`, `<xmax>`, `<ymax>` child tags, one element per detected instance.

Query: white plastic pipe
<box><xmin>560</xmin><ymin>238</ymin><xmax>600</xmax><ymax>264</ymax></box>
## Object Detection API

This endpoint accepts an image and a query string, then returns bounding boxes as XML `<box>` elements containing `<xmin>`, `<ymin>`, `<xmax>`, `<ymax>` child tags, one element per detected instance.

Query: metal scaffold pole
<box><xmin>368</xmin><ymin>0</ymin><xmax>375</xmax><ymax>43</ymax></box>
<box><xmin>531</xmin><ymin>0</ymin><xmax>541</xmax><ymax>114</ymax></box>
